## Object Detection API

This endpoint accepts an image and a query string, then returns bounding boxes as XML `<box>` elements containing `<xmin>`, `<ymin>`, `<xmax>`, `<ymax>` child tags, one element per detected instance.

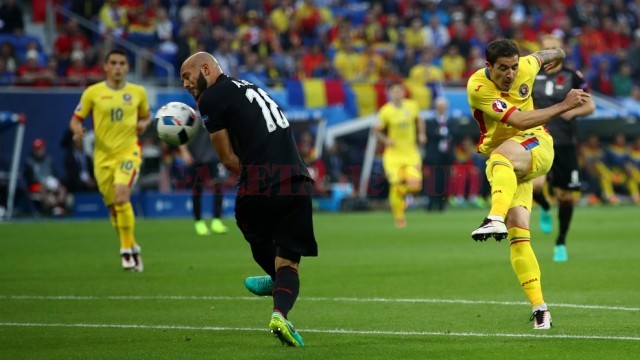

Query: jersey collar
<box><xmin>484</xmin><ymin>67</ymin><xmax>491</xmax><ymax>81</ymax></box>
<box><xmin>105</xmin><ymin>80</ymin><xmax>127</xmax><ymax>91</ymax></box>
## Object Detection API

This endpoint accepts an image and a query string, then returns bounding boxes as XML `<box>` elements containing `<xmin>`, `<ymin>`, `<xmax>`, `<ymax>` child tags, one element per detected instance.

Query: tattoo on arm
<box><xmin>535</xmin><ymin>49</ymin><xmax>566</xmax><ymax>66</ymax></box>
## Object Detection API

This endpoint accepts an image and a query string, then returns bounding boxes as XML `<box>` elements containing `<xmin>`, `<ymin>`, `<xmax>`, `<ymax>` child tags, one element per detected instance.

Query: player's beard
<box><xmin>195</xmin><ymin>71</ymin><xmax>207</xmax><ymax>101</ymax></box>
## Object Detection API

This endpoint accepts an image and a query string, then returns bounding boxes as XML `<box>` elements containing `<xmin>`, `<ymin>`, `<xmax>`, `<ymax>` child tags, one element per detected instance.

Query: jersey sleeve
<box><xmin>523</xmin><ymin>54</ymin><xmax>542</xmax><ymax>76</ymax></box>
<box><xmin>73</xmin><ymin>88</ymin><xmax>93</xmax><ymax>121</ymax></box>
<box><xmin>199</xmin><ymin>89</ymin><xmax>226</xmax><ymax>133</ymax></box>
<box><xmin>137</xmin><ymin>86</ymin><xmax>150</xmax><ymax>118</ymax></box>
<box><xmin>468</xmin><ymin>86</ymin><xmax>519</xmax><ymax>124</ymax></box>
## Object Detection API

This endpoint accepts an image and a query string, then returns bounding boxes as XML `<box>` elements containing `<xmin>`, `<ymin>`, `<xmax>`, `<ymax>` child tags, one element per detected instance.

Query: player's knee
<box><xmin>114</xmin><ymin>185</ymin><xmax>131</xmax><ymax>205</ymax></box>
<box><xmin>556</xmin><ymin>190</ymin><xmax>574</xmax><ymax>203</ymax></box>
<box><xmin>406</xmin><ymin>180</ymin><xmax>422</xmax><ymax>194</ymax></box>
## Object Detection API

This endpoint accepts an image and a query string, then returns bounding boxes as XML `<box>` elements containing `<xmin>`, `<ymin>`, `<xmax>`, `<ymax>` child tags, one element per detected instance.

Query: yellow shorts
<box><xmin>488</xmin><ymin>131</ymin><xmax>554</xmax><ymax>211</ymax></box>
<box><xmin>94</xmin><ymin>146</ymin><xmax>142</xmax><ymax>206</ymax></box>
<box><xmin>383</xmin><ymin>152</ymin><xmax>422</xmax><ymax>185</ymax></box>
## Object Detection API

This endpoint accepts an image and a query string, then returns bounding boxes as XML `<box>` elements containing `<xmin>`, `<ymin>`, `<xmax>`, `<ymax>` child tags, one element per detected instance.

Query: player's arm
<box><xmin>374</xmin><ymin>123</ymin><xmax>393</xmax><ymax>146</ymax></box>
<box><xmin>178</xmin><ymin>145</ymin><xmax>193</xmax><ymax>166</ymax></box>
<box><xmin>561</xmin><ymin>71</ymin><xmax>595</xmax><ymax>120</ymax></box>
<box><xmin>560</xmin><ymin>96</ymin><xmax>594</xmax><ymax>120</ymax></box>
<box><xmin>504</xmin><ymin>89</ymin><xmax>591</xmax><ymax>130</ymax></box>
<box><xmin>374</xmin><ymin>109</ymin><xmax>394</xmax><ymax>146</ymax></box>
<box><xmin>210</xmin><ymin>129</ymin><xmax>241</xmax><ymax>175</ymax></box>
<box><xmin>137</xmin><ymin>88</ymin><xmax>152</xmax><ymax>135</ymax></box>
<box><xmin>70</xmin><ymin>116</ymin><xmax>85</xmax><ymax>141</ymax></box>
<box><xmin>70</xmin><ymin>90</ymin><xmax>92</xmax><ymax>141</ymax></box>
<box><xmin>532</xmin><ymin>48</ymin><xmax>565</xmax><ymax>74</ymax></box>
<box><xmin>416</xmin><ymin>113</ymin><xmax>427</xmax><ymax>145</ymax></box>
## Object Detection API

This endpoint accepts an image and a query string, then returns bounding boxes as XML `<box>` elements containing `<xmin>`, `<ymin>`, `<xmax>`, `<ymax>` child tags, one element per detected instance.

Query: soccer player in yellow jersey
<box><xmin>375</xmin><ymin>81</ymin><xmax>426</xmax><ymax>228</ymax></box>
<box><xmin>467</xmin><ymin>39</ymin><xmax>590</xmax><ymax>329</ymax></box>
<box><xmin>69</xmin><ymin>49</ymin><xmax>151</xmax><ymax>271</ymax></box>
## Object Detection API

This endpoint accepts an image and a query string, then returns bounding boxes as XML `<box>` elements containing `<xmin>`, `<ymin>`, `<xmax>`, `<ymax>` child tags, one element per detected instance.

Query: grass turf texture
<box><xmin>1</xmin><ymin>206</ymin><xmax>639</xmax><ymax>359</ymax></box>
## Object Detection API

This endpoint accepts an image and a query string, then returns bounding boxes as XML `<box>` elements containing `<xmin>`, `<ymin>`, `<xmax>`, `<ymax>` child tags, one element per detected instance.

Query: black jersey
<box><xmin>532</xmin><ymin>67</ymin><xmax>589</xmax><ymax>145</ymax></box>
<box><xmin>198</xmin><ymin>74</ymin><xmax>311</xmax><ymax>191</ymax></box>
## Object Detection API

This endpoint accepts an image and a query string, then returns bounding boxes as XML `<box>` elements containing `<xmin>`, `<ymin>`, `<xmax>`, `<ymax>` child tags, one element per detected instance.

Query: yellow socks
<box><xmin>114</xmin><ymin>202</ymin><xmax>136</xmax><ymax>252</ymax></box>
<box><xmin>487</xmin><ymin>153</ymin><xmax>517</xmax><ymax>219</ymax></box>
<box><xmin>509</xmin><ymin>227</ymin><xmax>544</xmax><ymax>308</ymax></box>
<box><xmin>109</xmin><ymin>207</ymin><xmax>118</xmax><ymax>231</ymax></box>
<box><xmin>389</xmin><ymin>184</ymin><xmax>406</xmax><ymax>222</ymax></box>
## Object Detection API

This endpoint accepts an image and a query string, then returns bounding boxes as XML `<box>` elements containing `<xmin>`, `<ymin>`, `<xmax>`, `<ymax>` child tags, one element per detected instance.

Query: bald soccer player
<box><xmin>180</xmin><ymin>52</ymin><xmax>317</xmax><ymax>347</ymax></box>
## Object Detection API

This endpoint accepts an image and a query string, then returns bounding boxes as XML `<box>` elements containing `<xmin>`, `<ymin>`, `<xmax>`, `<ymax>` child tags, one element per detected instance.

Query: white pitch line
<box><xmin>1</xmin><ymin>295</ymin><xmax>639</xmax><ymax>312</ymax></box>
<box><xmin>0</xmin><ymin>322</ymin><xmax>639</xmax><ymax>342</ymax></box>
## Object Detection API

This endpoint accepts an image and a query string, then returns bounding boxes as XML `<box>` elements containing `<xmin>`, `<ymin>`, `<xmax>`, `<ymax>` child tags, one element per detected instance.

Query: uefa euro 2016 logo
<box><xmin>492</xmin><ymin>100</ymin><xmax>507</xmax><ymax>113</ymax></box>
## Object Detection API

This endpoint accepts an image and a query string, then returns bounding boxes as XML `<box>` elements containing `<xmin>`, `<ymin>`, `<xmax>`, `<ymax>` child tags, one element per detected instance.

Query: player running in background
<box><xmin>180</xmin><ymin>52</ymin><xmax>317</xmax><ymax>347</ymax></box>
<box><xmin>531</xmin><ymin>34</ymin><xmax>595</xmax><ymax>262</ymax></box>
<box><xmin>374</xmin><ymin>81</ymin><xmax>427</xmax><ymax>228</ymax></box>
<box><xmin>69</xmin><ymin>49</ymin><xmax>150</xmax><ymax>272</ymax></box>
<box><xmin>179</xmin><ymin>125</ymin><xmax>229</xmax><ymax>236</ymax></box>
<box><xmin>467</xmin><ymin>39</ymin><xmax>590</xmax><ymax>329</ymax></box>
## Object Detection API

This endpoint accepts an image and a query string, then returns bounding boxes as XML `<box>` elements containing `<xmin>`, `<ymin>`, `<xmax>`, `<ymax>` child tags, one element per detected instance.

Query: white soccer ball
<box><xmin>155</xmin><ymin>102</ymin><xmax>200</xmax><ymax>145</ymax></box>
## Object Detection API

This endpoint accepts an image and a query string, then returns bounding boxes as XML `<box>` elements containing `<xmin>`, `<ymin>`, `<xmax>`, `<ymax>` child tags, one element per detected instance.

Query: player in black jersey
<box><xmin>180</xmin><ymin>52</ymin><xmax>316</xmax><ymax>347</ymax></box>
<box><xmin>531</xmin><ymin>35</ymin><xmax>595</xmax><ymax>262</ymax></box>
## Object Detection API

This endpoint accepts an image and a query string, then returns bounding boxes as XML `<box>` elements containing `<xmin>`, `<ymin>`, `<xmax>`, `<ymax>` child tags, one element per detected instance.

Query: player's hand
<box><xmin>137</xmin><ymin>118</ymin><xmax>150</xmax><ymax>135</ymax></box>
<box><xmin>182</xmin><ymin>151</ymin><xmax>193</xmax><ymax>166</ymax></box>
<box><xmin>563</xmin><ymin>89</ymin><xmax>590</xmax><ymax>110</ymax></box>
<box><xmin>72</xmin><ymin>127</ymin><xmax>86</xmax><ymax>141</ymax></box>
<box><xmin>418</xmin><ymin>134</ymin><xmax>427</xmax><ymax>145</ymax></box>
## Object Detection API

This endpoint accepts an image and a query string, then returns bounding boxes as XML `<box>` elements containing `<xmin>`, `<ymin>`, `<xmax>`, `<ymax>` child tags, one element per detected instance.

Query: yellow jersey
<box><xmin>73</xmin><ymin>81</ymin><xmax>149</xmax><ymax>165</ymax></box>
<box><xmin>378</xmin><ymin>99</ymin><xmax>421</xmax><ymax>159</ymax></box>
<box><xmin>467</xmin><ymin>54</ymin><xmax>548</xmax><ymax>155</ymax></box>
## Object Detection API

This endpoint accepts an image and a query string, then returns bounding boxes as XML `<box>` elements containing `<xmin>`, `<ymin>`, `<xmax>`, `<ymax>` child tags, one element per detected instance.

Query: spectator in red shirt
<box><xmin>53</xmin><ymin>19</ymin><xmax>90</xmax><ymax>67</ymax></box>
<box><xmin>302</xmin><ymin>43</ymin><xmax>325</xmax><ymax>77</ymax></box>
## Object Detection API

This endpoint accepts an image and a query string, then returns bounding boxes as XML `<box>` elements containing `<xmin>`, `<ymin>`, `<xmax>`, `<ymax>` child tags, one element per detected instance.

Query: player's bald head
<box><xmin>181</xmin><ymin>52</ymin><xmax>222</xmax><ymax>75</ymax></box>
<box><xmin>180</xmin><ymin>52</ymin><xmax>224</xmax><ymax>100</ymax></box>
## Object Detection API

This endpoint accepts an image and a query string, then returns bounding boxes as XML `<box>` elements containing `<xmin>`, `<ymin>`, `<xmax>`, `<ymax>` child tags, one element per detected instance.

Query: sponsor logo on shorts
<box><xmin>201</xmin><ymin>115</ymin><xmax>209</xmax><ymax>124</ymax></box>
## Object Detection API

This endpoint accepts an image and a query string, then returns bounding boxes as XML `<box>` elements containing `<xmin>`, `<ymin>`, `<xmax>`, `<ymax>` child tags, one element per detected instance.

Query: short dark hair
<box><xmin>105</xmin><ymin>49</ymin><xmax>128</xmax><ymax>63</ymax></box>
<box><xmin>386</xmin><ymin>80</ymin><xmax>403</xmax><ymax>90</ymax></box>
<box><xmin>485</xmin><ymin>39</ymin><xmax>519</xmax><ymax>65</ymax></box>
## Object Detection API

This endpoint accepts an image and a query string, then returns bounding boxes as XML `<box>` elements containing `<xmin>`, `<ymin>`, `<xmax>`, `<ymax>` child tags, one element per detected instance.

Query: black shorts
<box><xmin>549</xmin><ymin>144</ymin><xmax>581</xmax><ymax>191</ymax></box>
<box><xmin>235</xmin><ymin>179</ymin><xmax>318</xmax><ymax>258</ymax></box>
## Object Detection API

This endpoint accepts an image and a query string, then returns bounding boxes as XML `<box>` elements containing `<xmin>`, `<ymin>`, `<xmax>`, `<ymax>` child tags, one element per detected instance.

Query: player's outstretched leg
<box><xmin>473</xmin><ymin>153</ymin><xmax>515</xmax><ymax>241</ymax></box>
<box><xmin>244</xmin><ymin>275</ymin><xmax>274</xmax><ymax>296</ymax></box>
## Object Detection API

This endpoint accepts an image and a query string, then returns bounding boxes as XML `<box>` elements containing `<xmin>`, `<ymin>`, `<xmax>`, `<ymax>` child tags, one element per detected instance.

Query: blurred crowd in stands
<box><xmin>3</xmin><ymin>0</ymin><xmax>640</xmax><ymax>217</ymax></box>
<box><xmin>1</xmin><ymin>0</ymin><xmax>640</xmax><ymax>94</ymax></box>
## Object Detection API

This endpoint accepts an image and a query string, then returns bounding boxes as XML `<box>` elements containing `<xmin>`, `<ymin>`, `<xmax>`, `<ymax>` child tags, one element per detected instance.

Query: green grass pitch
<box><xmin>1</xmin><ymin>206</ymin><xmax>639</xmax><ymax>359</ymax></box>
